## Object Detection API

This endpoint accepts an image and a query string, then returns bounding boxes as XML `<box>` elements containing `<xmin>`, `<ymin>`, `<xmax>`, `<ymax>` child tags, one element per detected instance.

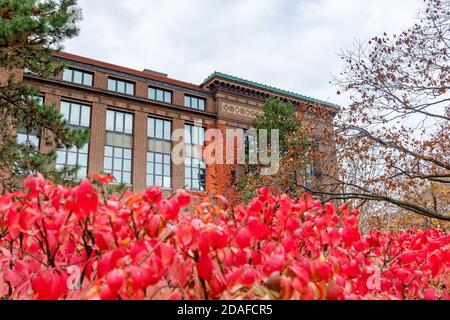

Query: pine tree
<box><xmin>0</xmin><ymin>0</ymin><xmax>89</xmax><ymax>192</ymax></box>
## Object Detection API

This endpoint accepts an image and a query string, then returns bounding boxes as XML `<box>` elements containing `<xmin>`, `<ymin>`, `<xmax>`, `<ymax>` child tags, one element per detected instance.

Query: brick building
<box><xmin>7</xmin><ymin>52</ymin><xmax>339</xmax><ymax>197</ymax></box>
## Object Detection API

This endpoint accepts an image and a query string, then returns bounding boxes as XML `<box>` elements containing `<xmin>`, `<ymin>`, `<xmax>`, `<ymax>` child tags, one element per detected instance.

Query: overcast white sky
<box><xmin>64</xmin><ymin>0</ymin><xmax>423</xmax><ymax>107</ymax></box>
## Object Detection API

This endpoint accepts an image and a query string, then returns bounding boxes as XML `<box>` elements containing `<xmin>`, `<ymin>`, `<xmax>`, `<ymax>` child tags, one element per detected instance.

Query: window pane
<box><xmin>193</xmin><ymin>168</ymin><xmax>199</xmax><ymax>179</ymax></box>
<box><xmin>192</xmin><ymin>127</ymin><xmax>199</xmax><ymax>145</ymax></box>
<box><xmin>185</xmin><ymin>179</ymin><xmax>191</xmax><ymax>189</ymax></box>
<box><xmin>164</xmin><ymin>154</ymin><xmax>170</xmax><ymax>164</ymax></box>
<box><xmin>114</xmin><ymin>147</ymin><xmax>123</xmax><ymax>158</ymax></box>
<box><xmin>198</xmin><ymin>99</ymin><xmax>205</xmax><ymax>110</ymax></box>
<box><xmin>117</xmin><ymin>81</ymin><xmax>125</xmax><ymax>93</ymax></box>
<box><xmin>114</xmin><ymin>158</ymin><xmax>122</xmax><ymax>170</ymax></box>
<box><xmin>108</xmin><ymin>79</ymin><xmax>116</xmax><ymax>91</ymax></box>
<box><xmin>155</xmin><ymin>153</ymin><xmax>163</xmax><ymax>163</ymax></box>
<box><xmin>185</xmin><ymin>168</ymin><xmax>191</xmax><ymax>178</ymax></box>
<box><xmin>73</xmin><ymin>71</ymin><xmax>83</xmax><ymax>84</ymax></box>
<box><xmin>56</xmin><ymin>151</ymin><xmax>66</xmax><ymax>165</ymax></box>
<box><xmin>192</xmin><ymin>180</ymin><xmax>199</xmax><ymax>190</ymax></box>
<box><xmin>104</xmin><ymin>157</ymin><xmax>113</xmax><ymax>170</ymax></box>
<box><xmin>126</xmin><ymin>83</ymin><xmax>134</xmax><ymax>95</ymax></box>
<box><xmin>150</xmin><ymin>175</ymin><xmax>157</xmax><ymax>187</ymax></box>
<box><xmin>148</xmin><ymin>152</ymin><xmax>154</xmax><ymax>162</ymax></box>
<box><xmin>164</xmin><ymin>164</ymin><xmax>170</xmax><ymax>176</ymax></box>
<box><xmin>123</xmin><ymin>172</ymin><xmax>131</xmax><ymax>184</ymax></box>
<box><xmin>81</xmin><ymin>144</ymin><xmax>89</xmax><ymax>154</ymax></box>
<box><xmin>148</xmin><ymin>118</ymin><xmax>155</xmax><ymax>138</ymax></box>
<box><xmin>192</xmin><ymin>98</ymin><xmax>198</xmax><ymax>109</ymax></box>
<box><xmin>78</xmin><ymin>153</ymin><xmax>88</xmax><ymax>166</ymax></box>
<box><xmin>70</xmin><ymin>104</ymin><xmax>80</xmax><ymax>126</ymax></box>
<box><xmin>124</xmin><ymin>114</ymin><xmax>133</xmax><ymax>134</ymax></box>
<box><xmin>148</xmin><ymin>163</ymin><xmax>154</xmax><ymax>174</ymax></box>
<box><xmin>83</xmin><ymin>73</ymin><xmax>93</xmax><ymax>86</ymax></box>
<box><xmin>123</xmin><ymin>149</ymin><xmax>132</xmax><ymax>159</ymax></box>
<box><xmin>184</xmin><ymin>96</ymin><xmax>190</xmax><ymax>107</ymax></box>
<box><xmin>80</xmin><ymin>106</ymin><xmax>91</xmax><ymax>127</ymax></box>
<box><xmin>163</xmin><ymin>177</ymin><xmax>171</xmax><ymax>188</ymax></box>
<box><xmin>155</xmin><ymin>176</ymin><xmax>162</xmax><ymax>186</ymax></box>
<box><xmin>155</xmin><ymin>120</ymin><xmax>163</xmax><ymax>139</ymax></box>
<box><xmin>113</xmin><ymin>171</ymin><xmax>122</xmax><ymax>182</ymax></box>
<box><xmin>164</xmin><ymin>121</ymin><xmax>171</xmax><ymax>140</ymax></box>
<box><xmin>149</xmin><ymin>88</ymin><xmax>156</xmax><ymax>100</ymax></box>
<box><xmin>105</xmin><ymin>146</ymin><xmax>113</xmax><ymax>157</ymax></box>
<box><xmin>123</xmin><ymin>160</ymin><xmax>131</xmax><ymax>172</ymax></box>
<box><xmin>78</xmin><ymin>167</ymin><xmax>87</xmax><ymax>179</ymax></box>
<box><xmin>185</xmin><ymin>126</ymin><xmax>191</xmax><ymax>144</ymax></box>
<box><xmin>164</xmin><ymin>92</ymin><xmax>171</xmax><ymax>103</ymax></box>
<box><xmin>155</xmin><ymin>164</ymin><xmax>162</xmax><ymax>175</ymax></box>
<box><xmin>67</xmin><ymin>152</ymin><xmax>77</xmax><ymax>165</ymax></box>
<box><xmin>115</xmin><ymin>112</ymin><xmax>124</xmax><ymax>132</ymax></box>
<box><xmin>63</xmin><ymin>69</ymin><xmax>73</xmax><ymax>82</ymax></box>
<box><xmin>199</xmin><ymin>128</ymin><xmax>205</xmax><ymax>145</ymax></box>
<box><xmin>156</xmin><ymin>90</ymin><xmax>163</xmax><ymax>102</ymax></box>
<box><xmin>106</xmin><ymin>110</ymin><xmax>115</xmax><ymax>131</ymax></box>
<box><xmin>36</xmin><ymin>96</ymin><xmax>44</xmax><ymax>106</ymax></box>
<box><xmin>60</xmin><ymin>101</ymin><xmax>70</xmax><ymax>122</ymax></box>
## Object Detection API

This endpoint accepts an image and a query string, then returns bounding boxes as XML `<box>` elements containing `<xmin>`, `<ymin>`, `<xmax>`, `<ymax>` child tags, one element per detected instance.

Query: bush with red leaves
<box><xmin>0</xmin><ymin>173</ymin><xmax>449</xmax><ymax>300</ymax></box>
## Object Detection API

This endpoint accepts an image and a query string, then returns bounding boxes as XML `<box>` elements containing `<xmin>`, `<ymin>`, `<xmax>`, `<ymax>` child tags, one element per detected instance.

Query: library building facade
<box><xmin>4</xmin><ymin>52</ymin><xmax>339</xmax><ymax>198</ymax></box>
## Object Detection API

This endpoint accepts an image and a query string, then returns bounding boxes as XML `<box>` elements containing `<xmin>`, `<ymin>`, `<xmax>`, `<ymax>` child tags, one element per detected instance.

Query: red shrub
<box><xmin>0</xmin><ymin>173</ymin><xmax>449</xmax><ymax>300</ymax></box>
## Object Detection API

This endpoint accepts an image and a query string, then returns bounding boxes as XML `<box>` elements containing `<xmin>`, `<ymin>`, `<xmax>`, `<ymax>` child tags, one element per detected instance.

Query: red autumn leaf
<box><xmin>31</xmin><ymin>270</ymin><xmax>67</xmax><ymax>300</ymax></box>
<box><xmin>90</xmin><ymin>173</ymin><xmax>114</xmax><ymax>184</ymax></box>
<box><xmin>24</xmin><ymin>173</ymin><xmax>45</xmax><ymax>198</ymax></box>
<box><xmin>424</xmin><ymin>288</ymin><xmax>436</xmax><ymax>300</ymax></box>
<box><xmin>240</xmin><ymin>268</ymin><xmax>259</xmax><ymax>286</ymax></box>
<box><xmin>247</xmin><ymin>218</ymin><xmax>270</xmax><ymax>241</ymax></box>
<box><xmin>161</xmin><ymin>198</ymin><xmax>180</xmax><ymax>222</ymax></box>
<box><xmin>176</xmin><ymin>190</ymin><xmax>191</xmax><ymax>207</ymax></box>
<box><xmin>0</xmin><ymin>194</ymin><xmax>12</xmax><ymax>212</ymax></box>
<box><xmin>197</xmin><ymin>254</ymin><xmax>213</xmax><ymax>281</ymax></box>
<box><xmin>106</xmin><ymin>269</ymin><xmax>124</xmax><ymax>293</ymax></box>
<box><xmin>235</xmin><ymin>228</ymin><xmax>251</xmax><ymax>249</ymax></box>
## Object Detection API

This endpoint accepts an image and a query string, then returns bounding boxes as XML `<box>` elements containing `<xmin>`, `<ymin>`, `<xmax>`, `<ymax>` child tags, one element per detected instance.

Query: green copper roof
<box><xmin>202</xmin><ymin>71</ymin><xmax>340</xmax><ymax>109</ymax></box>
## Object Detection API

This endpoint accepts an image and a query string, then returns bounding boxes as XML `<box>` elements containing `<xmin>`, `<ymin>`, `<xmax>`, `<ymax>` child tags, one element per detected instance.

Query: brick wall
<box><xmin>132</xmin><ymin>110</ymin><xmax>148</xmax><ymax>192</ymax></box>
<box><xmin>88</xmin><ymin>102</ymin><xmax>107</xmax><ymax>174</ymax></box>
<box><xmin>1</xmin><ymin>55</ymin><xmax>338</xmax><ymax>201</ymax></box>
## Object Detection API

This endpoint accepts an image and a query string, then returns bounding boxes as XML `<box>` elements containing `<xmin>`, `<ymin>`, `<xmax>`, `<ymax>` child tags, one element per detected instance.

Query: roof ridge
<box><xmin>202</xmin><ymin>71</ymin><xmax>340</xmax><ymax>109</ymax></box>
<box><xmin>56</xmin><ymin>52</ymin><xmax>208</xmax><ymax>93</ymax></box>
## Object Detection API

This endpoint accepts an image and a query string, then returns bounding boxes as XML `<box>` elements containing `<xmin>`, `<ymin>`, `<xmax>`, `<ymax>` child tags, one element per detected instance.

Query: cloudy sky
<box><xmin>64</xmin><ymin>0</ymin><xmax>423</xmax><ymax>107</ymax></box>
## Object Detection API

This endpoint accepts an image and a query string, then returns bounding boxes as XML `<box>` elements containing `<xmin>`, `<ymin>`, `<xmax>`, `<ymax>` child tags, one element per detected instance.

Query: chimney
<box><xmin>143</xmin><ymin>69</ymin><xmax>168</xmax><ymax>78</ymax></box>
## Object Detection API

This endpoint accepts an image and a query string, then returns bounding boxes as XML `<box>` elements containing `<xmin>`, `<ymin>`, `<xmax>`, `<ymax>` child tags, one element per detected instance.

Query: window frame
<box><xmin>107</xmin><ymin>77</ymin><xmax>135</xmax><ymax>95</ymax></box>
<box><xmin>16</xmin><ymin>96</ymin><xmax>44</xmax><ymax>148</ymax></box>
<box><xmin>184</xmin><ymin>124</ymin><xmax>205</xmax><ymax>146</ymax></box>
<box><xmin>147</xmin><ymin>116</ymin><xmax>172</xmax><ymax>141</ymax></box>
<box><xmin>146</xmin><ymin>151</ymin><xmax>171</xmax><ymax>189</ymax></box>
<box><xmin>62</xmin><ymin>68</ymin><xmax>94</xmax><ymax>87</ymax></box>
<box><xmin>104</xmin><ymin>109</ymin><xmax>134</xmax><ymax>185</ymax></box>
<box><xmin>103</xmin><ymin>146</ymin><xmax>133</xmax><ymax>185</ymax></box>
<box><xmin>56</xmin><ymin>100</ymin><xmax>91</xmax><ymax>180</ymax></box>
<box><xmin>106</xmin><ymin>109</ymin><xmax>134</xmax><ymax>135</ymax></box>
<box><xmin>148</xmin><ymin>86</ymin><xmax>172</xmax><ymax>104</ymax></box>
<box><xmin>184</xmin><ymin>124</ymin><xmax>206</xmax><ymax>191</ymax></box>
<box><xmin>60</xmin><ymin>100</ymin><xmax>92</xmax><ymax>128</ymax></box>
<box><xmin>146</xmin><ymin>116</ymin><xmax>172</xmax><ymax>188</ymax></box>
<box><xmin>184</xmin><ymin>157</ymin><xmax>206</xmax><ymax>192</ymax></box>
<box><xmin>184</xmin><ymin>95</ymin><xmax>206</xmax><ymax>111</ymax></box>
